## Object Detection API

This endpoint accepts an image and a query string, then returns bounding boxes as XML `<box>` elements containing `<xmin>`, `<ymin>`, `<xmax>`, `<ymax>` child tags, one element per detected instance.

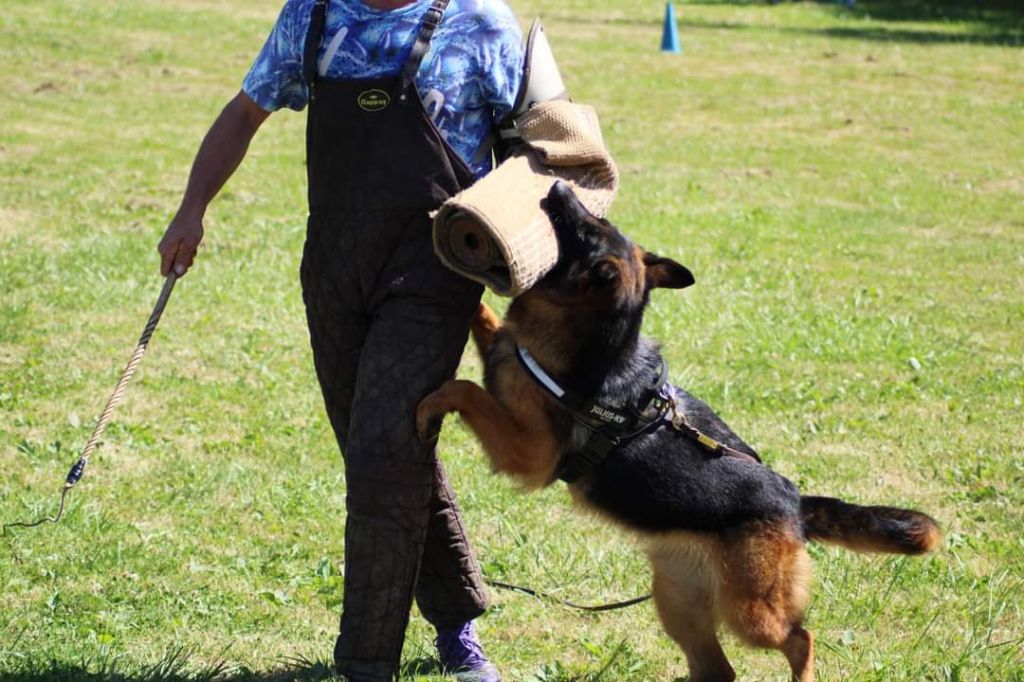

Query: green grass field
<box><xmin>2</xmin><ymin>0</ymin><xmax>1022</xmax><ymax>679</ymax></box>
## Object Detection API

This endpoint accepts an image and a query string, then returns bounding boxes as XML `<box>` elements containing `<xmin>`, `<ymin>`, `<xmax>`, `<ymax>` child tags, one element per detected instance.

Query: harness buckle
<box><xmin>641</xmin><ymin>394</ymin><xmax>669</xmax><ymax>421</ymax></box>
<box><xmin>423</xmin><ymin>6</ymin><xmax>444</xmax><ymax>27</ymax></box>
<box><xmin>669</xmin><ymin>400</ymin><xmax>691</xmax><ymax>433</ymax></box>
<box><xmin>558</xmin><ymin>432</ymin><xmax>618</xmax><ymax>484</ymax></box>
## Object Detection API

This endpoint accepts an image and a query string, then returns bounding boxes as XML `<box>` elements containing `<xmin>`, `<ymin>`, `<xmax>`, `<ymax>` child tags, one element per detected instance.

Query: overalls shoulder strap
<box><xmin>303</xmin><ymin>0</ymin><xmax>451</xmax><ymax>102</ymax></box>
<box><xmin>303</xmin><ymin>0</ymin><xmax>330</xmax><ymax>101</ymax></box>
<box><xmin>400</xmin><ymin>0</ymin><xmax>452</xmax><ymax>98</ymax></box>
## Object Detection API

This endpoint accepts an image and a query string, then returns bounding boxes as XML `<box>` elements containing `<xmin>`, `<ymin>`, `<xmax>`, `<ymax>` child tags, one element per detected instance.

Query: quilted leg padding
<box><xmin>301</xmin><ymin>215</ymin><xmax>376</xmax><ymax>449</ymax></box>
<box><xmin>302</xmin><ymin>212</ymin><xmax>488</xmax><ymax>680</ymax></box>
<box><xmin>335</xmin><ymin>291</ymin><xmax>485</xmax><ymax>677</ymax></box>
<box><xmin>416</xmin><ymin>457</ymin><xmax>488</xmax><ymax>629</ymax></box>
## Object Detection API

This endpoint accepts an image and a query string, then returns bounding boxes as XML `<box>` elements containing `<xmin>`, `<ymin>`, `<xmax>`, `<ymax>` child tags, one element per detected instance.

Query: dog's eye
<box><xmin>592</xmin><ymin>261</ymin><xmax>619</xmax><ymax>284</ymax></box>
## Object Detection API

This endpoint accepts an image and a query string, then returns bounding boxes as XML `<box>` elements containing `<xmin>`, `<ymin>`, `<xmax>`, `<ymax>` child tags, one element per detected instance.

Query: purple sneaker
<box><xmin>435</xmin><ymin>621</ymin><xmax>501</xmax><ymax>682</ymax></box>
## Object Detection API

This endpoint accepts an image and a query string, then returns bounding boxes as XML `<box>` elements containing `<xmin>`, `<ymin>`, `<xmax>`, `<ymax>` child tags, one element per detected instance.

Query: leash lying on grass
<box><xmin>485</xmin><ymin>578</ymin><xmax>651</xmax><ymax>612</ymax></box>
<box><xmin>3</xmin><ymin>273</ymin><xmax>178</xmax><ymax>536</ymax></box>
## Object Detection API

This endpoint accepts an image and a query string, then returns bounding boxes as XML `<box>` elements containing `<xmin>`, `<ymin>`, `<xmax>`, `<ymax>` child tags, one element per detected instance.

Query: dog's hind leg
<box><xmin>470</xmin><ymin>303</ymin><xmax>502</xmax><ymax>357</ymax></box>
<box><xmin>781</xmin><ymin>627</ymin><xmax>814</xmax><ymax>682</ymax></box>
<box><xmin>649</xmin><ymin>543</ymin><xmax>735</xmax><ymax>682</ymax></box>
<box><xmin>715</xmin><ymin>522</ymin><xmax>814</xmax><ymax>682</ymax></box>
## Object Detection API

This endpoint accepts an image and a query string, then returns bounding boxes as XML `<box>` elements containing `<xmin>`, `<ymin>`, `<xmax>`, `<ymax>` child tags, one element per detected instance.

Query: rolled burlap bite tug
<box><xmin>433</xmin><ymin>100</ymin><xmax>618</xmax><ymax>297</ymax></box>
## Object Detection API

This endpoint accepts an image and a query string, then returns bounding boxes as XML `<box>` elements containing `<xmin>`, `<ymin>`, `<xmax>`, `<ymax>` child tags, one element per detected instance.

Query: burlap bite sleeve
<box><xmin>433</xmin><ymin>100</ymin><xmax>619</xmax><ymax>297</ymax></box>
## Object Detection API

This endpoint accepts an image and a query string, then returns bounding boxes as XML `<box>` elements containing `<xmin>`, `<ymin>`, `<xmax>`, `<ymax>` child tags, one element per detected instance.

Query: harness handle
<box><xmin>667</xmin><ymin>397</ymin><xmax>761</xmax><ymax>465</ymax></box>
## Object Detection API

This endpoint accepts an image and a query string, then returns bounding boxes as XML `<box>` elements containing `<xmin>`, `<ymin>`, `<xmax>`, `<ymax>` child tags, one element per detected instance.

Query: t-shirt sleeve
<box><xmin>478</xmin><ymin>3</ymin><xmax>524</xmax><ymax>124</ymax></box>
<box><xmin>242</xmin><ymin>0</ymin><xmax>310</xmax><ymax>112</ymax></box>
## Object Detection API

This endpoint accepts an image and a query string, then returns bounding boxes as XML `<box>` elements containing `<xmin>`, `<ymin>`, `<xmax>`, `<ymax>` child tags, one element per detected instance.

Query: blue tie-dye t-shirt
<box><xmin>243</xmin><ymin>0</ymin><xmax>523</xmax><ymax>177</ymax></box>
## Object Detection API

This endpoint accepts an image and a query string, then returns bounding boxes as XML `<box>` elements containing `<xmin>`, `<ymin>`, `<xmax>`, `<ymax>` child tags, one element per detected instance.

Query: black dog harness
<box><xmin>515</xmin><ymin>344</ymin><xmax>760</xmax><ymax>483</ymax></box>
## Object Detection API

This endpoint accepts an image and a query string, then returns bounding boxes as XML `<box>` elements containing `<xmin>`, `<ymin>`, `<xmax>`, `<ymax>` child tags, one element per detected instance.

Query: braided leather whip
<box><xmin>3</xmin><ymin>273</ymin><xmax>178</xmax><ymax>535</ymax></box>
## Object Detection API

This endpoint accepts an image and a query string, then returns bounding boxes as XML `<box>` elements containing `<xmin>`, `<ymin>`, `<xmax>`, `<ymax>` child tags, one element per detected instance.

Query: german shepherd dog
<box><xmin>417</xmin><ymin>182</ymin><xmax>940</xmax><ymax>682</ymax></box>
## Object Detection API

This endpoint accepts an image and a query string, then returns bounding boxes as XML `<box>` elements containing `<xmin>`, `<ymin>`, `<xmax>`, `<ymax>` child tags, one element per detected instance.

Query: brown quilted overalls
<box><xmin>299</xmin><ymin>1</ymin><xmax>488</xmax><ymax>678</ymax></box>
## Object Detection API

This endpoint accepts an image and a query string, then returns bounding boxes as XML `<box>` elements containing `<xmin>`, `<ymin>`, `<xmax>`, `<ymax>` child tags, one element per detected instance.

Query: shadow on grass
<box><xmin>550</xmin><ymin>11</ymin><xmax>1022</xmax><ymax>47</ymax></box>
<box><xmin>811</xmin><ymin>0</ymin><xmax>1022</xmax><ymax>45</ymax></box>
<box><xmin>786</xmin><ymin>22</ymin><xmax>1022</xmax><ymax>45</ymax></box>
<box><xmin>691</xmin><ymin>0</ymin><xmax>1024</xmax><ymax>20</ymax></box>
<box><xmin>0</xmin><ymin>651</ymin><xmax>444</xmax><ymax>682</ymax></box>
<box><xmin>838</xmin><ymin>0</ymin><xmax>1023</xmax><ymax>22</ymax></box>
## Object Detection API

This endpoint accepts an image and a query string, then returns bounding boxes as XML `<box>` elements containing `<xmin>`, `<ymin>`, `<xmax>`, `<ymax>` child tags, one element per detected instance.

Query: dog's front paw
<box><xmin>416</xmin><ymin>393</ymin><xmax>449</xmax><ymax>443</ymax></box>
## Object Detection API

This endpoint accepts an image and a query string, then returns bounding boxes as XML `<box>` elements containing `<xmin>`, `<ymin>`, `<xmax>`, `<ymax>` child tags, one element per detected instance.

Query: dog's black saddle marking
<box><xmin>518</xmin><ymin>344</ymin><xmax>740</xmax><ymax>483</ymax></box>
<box><xmin>515</xmin><ymin>344</ymin><xmax>762</xmax><ymax>483</ymax></box>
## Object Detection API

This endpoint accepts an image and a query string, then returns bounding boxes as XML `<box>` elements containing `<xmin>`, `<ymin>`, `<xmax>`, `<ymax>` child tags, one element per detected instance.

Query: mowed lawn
<box><xmin>1</xmin><ymin>0</ymin><xmax>1022</xmax><ymax>680</ymax></box>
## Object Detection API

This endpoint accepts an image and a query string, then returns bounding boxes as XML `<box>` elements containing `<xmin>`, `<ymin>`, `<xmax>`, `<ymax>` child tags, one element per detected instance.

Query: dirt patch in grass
<box><xmin>980</xmin><ymin>175</ymin><xmax>1024</xmax><ymax>196</ymax></box>
<box><xmin>0</xmin><ymin>207</ymin><xmax>35</xmax><ymax>237</ymax></box>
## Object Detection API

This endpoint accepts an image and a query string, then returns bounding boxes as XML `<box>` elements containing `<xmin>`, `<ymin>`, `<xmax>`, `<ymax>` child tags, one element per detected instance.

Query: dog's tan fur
<box><xmin>417</xmin><ymin>182</ymin><xmax>939</xmax><ymax>680</ymax></box>
<box><xmin>418</xmin><ymin>301</ymin><xmax>817</xmax><ymax>681</ymax></box>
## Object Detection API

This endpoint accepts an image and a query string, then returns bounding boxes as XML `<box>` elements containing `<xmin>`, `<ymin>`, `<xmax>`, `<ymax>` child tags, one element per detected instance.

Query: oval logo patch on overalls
<box><xmin>357</xmin><ymin>89</ymin><xmax>391</xmax><ymax>112</ymax></box>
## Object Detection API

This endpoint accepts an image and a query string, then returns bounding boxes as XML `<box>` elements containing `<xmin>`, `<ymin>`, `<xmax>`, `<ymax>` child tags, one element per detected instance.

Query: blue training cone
<box><xmin>661</xmin><ymin>2</ymin><xmax>682</xmax><ymax>54</ymax></box>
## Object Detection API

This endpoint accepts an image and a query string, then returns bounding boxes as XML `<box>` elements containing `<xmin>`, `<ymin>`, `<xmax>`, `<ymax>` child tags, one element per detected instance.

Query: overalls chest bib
<box><xmin>303</xmin><ymin>0</ymin><xmax>474</xmax><ymax>215</ymax></box>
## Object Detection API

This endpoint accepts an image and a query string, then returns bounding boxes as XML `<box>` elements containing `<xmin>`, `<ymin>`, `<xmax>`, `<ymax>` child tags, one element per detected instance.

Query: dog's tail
<box><xmin>800</xmin><ymin>496</ymin><xmax>941</xmax><ymax>555</ymax></box>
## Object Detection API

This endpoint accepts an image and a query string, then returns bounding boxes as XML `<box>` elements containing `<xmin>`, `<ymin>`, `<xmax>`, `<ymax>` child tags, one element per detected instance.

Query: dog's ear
<box><xmin>643</xmin><ymin>252</ymin><xmax>695</xmax><ymax>290</ymax></box>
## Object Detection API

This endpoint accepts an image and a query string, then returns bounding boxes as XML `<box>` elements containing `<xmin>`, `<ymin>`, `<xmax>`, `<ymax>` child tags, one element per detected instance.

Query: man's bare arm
<box><xmin>158</xmin><ymin>90</ymin><xmax>271</xmax><ymax>276</ymax></box>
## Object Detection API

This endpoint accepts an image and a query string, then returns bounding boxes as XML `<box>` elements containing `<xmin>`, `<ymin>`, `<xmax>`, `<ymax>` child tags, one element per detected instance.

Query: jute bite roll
<box><xmin>433</xmin><ymin>100</ymin><xmax>619</xmax><ymax>297</ymax></box>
